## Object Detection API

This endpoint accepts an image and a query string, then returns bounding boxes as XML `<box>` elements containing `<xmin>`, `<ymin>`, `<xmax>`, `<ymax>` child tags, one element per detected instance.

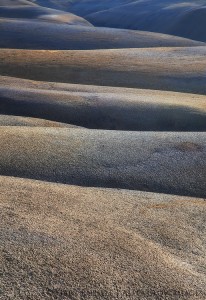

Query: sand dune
<box><xmin>1</xmin><ymin>47</ymin><xmax>206</xmax><ymax>94</ymax></box>
<box><xmin>0</xmin><ymin>127</ymin><xmax>205</xmax><ymax>197</ymax></box>
<box><xmin>1</xmin><ymin>84</ymin><xmax>206</xmax><ymax>131</ymax></box>
<box><xmin>0</xmin><ymin>1</ymin><xmax>206</xmax><ymax>299</ymax></box>
<box><xmin>169</xmin><ymin>7</ymin><xmax>206</xmax><ymax>42</ymax></box>
<box><xmin>27</xmin><ymin>0</ymin><xmax>81</xmax><ymax>10</ymax></box>
<box><xmin>2</xmin><ymin>0</ymin><xmax>206</xmax><ymax>43</ymax></box>
<box><xmin>0</xmin><ymin>5</ymin><xmax>93</xmax><ymax>26</ymax></box>
<box><xmin>1</xmin><ymin>175</ymin><xmax>205</xmax><ymax>299</ymax></box>
<box><xmin>0</xmin><ymin>0</ymin><xmax>36</xmax><ymax>6</ymax></box>
<box><xmin>66</xmin><ymin>0</ymin><xmax>206</xmax><ymax>42</ymax></box>
<box><xmin>1</xmin><ymin>18</ymin><xmax>204</xmax><ymax>50</ymax></box>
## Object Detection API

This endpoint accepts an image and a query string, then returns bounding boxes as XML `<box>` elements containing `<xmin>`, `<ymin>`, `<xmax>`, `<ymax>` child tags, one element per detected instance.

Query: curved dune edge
<box><xmin>0</xmin><ymin>0</ymin><xmax>37</xmax><ymax>6</ymax></box>
<box><xmin>0</xmin><ymin>175</ymin><xmax>205</xmax><ymax>299</ymax></box>
<box><xmin>0</xmin><ymin>7</ymin><xmax>93</xmax><ymax>27</ymax></box>
<box><xmin>1</xmin><ymin>84</ymin><xmax>206</xmax><ymax>131</ymax></box>
<box><xmin>0</xmin><ymin>114</ymin><xmax>82</xmax><ymax>128</ymax></box>
<box><xmin>0</xmin><ymin>127</ymin><xmax>205</xmax><ymax>197</ymax></box>
<box><xmin>0</xmin><ymin>47</ymin><xmax>206</xmax><ymax>94</ymax></box>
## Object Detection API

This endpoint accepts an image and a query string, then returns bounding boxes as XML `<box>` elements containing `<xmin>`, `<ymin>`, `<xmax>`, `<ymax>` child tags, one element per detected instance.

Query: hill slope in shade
<box><xmin>2</xmin><ymin>0</ymin><xmax>206</xmax><ymax>44</ymax></box>
<box><xmin>63</xmin><ymin>0</ymin><xmax>206</xmax><ymax>42</ymax></box>
<box><xmin>1</xmin><ymin>78</ymin><xmax>206</xmax><ymax>131</ymax></box>
<box><xmin>1</xmin><ymin>18</ymin><xmax>204</xmax><ymax>50</ymax></box>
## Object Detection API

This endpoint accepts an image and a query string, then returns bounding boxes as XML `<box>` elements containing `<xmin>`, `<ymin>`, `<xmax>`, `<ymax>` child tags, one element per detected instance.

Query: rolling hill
<box><xmin>0</xmin><ymin>47</ymin><xmax>206</xmax><ymax>94</ymax></box>
<box><xmin>65</xmin><ymin>0</ymin><xmax>206</xmax><ymax>42</ymax></box>
<box><xmin>0</xmin><ymin>1</ymin><xmax>205</xmax><ymax>299</ymax></box>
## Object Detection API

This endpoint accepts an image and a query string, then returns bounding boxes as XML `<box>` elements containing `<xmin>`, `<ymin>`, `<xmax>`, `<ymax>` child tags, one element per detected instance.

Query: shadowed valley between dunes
<box><xmin>1</xmin><ymin>76</ymin><xmax>206</xmax><ymax>131</ymax></box>
<box><xmin>0</xmin><ymin>0</ymin><xmax>206</xmax><ymax>299</ymax></box>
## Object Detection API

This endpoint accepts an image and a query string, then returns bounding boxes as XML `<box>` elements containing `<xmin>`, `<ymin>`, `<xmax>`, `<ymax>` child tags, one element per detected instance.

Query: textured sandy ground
<box><xmin>1</xmin><ymin>83</ymin><xmax>206</xmax><ymax>131</ymax></box>
<box><xmin>0</xmin><ymin>127</ymin><xmax>205</xmax><ymax>197</ymax></box>
<box><xmin>1</xmin><ymin>18</ymin><xmax>203</xmax><ymax>50</ymax></box>
<box><xmin>0</xmin><ymin>176</ymin><xmax>205</xmax><ymax>300</ymax></box>
<box><xmin>1</xmin><ymin>47</ymin><xmax>206</xmax><ymax>94</ymax></box>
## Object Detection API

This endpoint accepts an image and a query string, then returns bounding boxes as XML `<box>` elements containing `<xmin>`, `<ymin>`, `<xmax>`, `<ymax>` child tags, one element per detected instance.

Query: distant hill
<box><xmin>56</xmin><ymin>0</ymin><xmax>206</xmax><ymax>42</ymax></box>
<box><xmin>2</xmin><ymin>0</ymin><xmax>206</xmax><ymax>42</ymax></box>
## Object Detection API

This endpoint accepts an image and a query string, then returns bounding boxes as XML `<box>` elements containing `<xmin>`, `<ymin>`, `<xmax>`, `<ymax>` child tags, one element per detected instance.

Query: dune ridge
<box><xmin>1</xmin><ymin>18</ymin><xmax>204</xmax><ymax>50</ymax></box>
<box><xmin>1</xmin><ymin>83</ymin><xmax>206</xmax><ymax>131</ymax></box>
<box><xmin>0</xmin><ymin>5</ymin><xmax>93</xmax><ymax>26</ymax></box>
<box><xmin>0</xmin><ymin>114</ymin><xmax>81</xmax><ymax>127</ymax></box>
<box><xmin>0</xmin><ymin>127</ymin><xmax>205</xmax><ymax>197</ymax></box>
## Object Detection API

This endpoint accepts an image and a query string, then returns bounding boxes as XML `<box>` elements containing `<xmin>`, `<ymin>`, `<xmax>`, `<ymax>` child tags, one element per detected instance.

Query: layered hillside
<box><xmin>0</xmin><ymin>1</ymin><xmax>206</xmax><ymax>299</ymax></box>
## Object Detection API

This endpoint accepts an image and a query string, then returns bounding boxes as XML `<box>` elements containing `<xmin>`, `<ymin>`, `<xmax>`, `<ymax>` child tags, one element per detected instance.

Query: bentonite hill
<box><xmin>0</xmin><ymin>1</ymin><xmax>206</xmax><ymax>299</ymax></box>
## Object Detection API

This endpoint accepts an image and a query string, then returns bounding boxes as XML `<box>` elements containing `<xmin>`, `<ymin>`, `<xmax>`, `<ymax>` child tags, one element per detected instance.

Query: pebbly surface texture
<box><xmin>0</xmin><ymin>127</ymin><xmax>205</xmax><ymax>197</ymax></box>
<box><xmin>0</xmin><ymin>175</ymin><xmax>206</xmax><ymax>299</ymax></box>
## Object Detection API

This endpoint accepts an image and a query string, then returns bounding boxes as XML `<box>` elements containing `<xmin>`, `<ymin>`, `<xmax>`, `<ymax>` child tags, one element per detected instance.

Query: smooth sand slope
<box><xmin>1</xmin><ymin>83</ymin><xmax>206</xmax><ymax>131</ymax></box>
<box><xmin>0</xmin><ymin>127</ymin><xmax>205</xmax><ymax>197</ymax></box>
<box><xmin>0</xmin><ymin>176</ymin><xmax>206</xmax><ymax>299</ymax></box>
<box><xmin>1</xmin><ymin>18</ymin><xmax>204</xmax><ymax>50</ymax></box>
<box><xmin>1</xmin><ymin>47</ymin><xmax>206</xmax><ymax>94</ymax></box>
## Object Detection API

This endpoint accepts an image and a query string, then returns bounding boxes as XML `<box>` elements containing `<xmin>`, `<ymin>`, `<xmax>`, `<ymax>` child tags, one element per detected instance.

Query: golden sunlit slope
<box><xmin>0</xmin><ymin>47</ymin><xmax>206</xmax><ymax>94</ymax></box>
<box><xmin>0</xmin><ymin>176</ymin><xmax>206</xmax><ymax>299</ymax></box>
